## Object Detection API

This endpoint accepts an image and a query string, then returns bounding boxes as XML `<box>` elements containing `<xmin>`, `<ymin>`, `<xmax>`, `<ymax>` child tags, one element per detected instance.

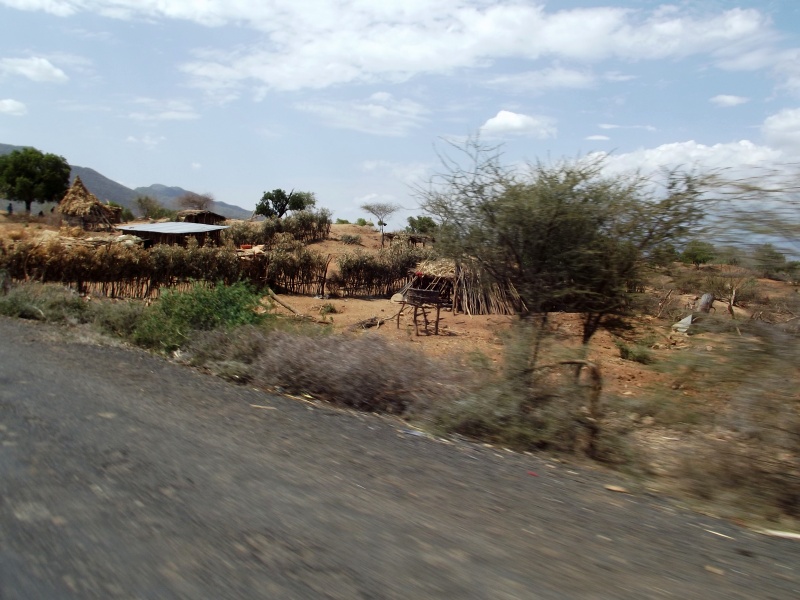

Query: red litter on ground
<box><xmin>528</xmin><ymin>471</ymin><xmax>538</xmax><ymax>477</ymax></box>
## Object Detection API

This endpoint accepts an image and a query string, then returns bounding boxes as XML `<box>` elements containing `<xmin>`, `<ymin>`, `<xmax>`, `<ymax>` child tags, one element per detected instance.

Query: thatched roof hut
<box><xmin>176</xmin><ymin>209</ymin><xmax>226</xmax><ymax>225</ymax></box>
<box><xmin>399</xmin><ymin>258</ymin><xmax>520</xmax><ymax>315</ymax></box>
<box><xmin>58</xmin><ymin>176</ymin><xmax>121</xmax><ymax>231</ymax></box>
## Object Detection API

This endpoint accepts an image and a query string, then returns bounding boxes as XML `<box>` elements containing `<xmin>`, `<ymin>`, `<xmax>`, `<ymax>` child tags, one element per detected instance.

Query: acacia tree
<box><xmin>177</xmin><ymin>192</ymin><xmax>214</xmax><ymax>211</ymax></box>
<box><xmin>360</xmin><ymin>202</ymin><xmax>400</xmax><ymax>247</ymax></box>
<box><xmin>0</xmin><ymin>147</ymin><xmax>71</xmax><ymax>213</ymax></box>
<box><xmin>256</xmin><ymin>189</ymin><xmax>316</xmax><ymax>219</ymax></box>
<box><xmin>418</xmin><ymin>138</ymin><xmax>709</xmax><ymax>346</ymax></box>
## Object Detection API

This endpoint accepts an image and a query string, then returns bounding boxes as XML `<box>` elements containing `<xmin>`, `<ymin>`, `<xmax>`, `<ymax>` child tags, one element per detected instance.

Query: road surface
<box><xmin>1</xmin><ymin>317</ymin><xmax>798</xmax><ymax>599</ymax></box>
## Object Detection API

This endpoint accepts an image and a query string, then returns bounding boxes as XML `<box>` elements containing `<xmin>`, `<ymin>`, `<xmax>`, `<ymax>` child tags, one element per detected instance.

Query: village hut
<box><xmin>57</xmin><ymin>176</ymin><xmax>122</xmax><ymax>231</ymax></box>
<box><xmin>176</xmin><ymin>209</ymin><xmax>226</xmax><ymax>225</ymax></box>
<box><xmin>116</xmin><ymin>222</ymin><xmax>228</xmax><ymax>247</ymax></box>
<box><xmin>397</xmin><ymin>258</ymin><xmax>520</xmax><ymax>315</ymax></box>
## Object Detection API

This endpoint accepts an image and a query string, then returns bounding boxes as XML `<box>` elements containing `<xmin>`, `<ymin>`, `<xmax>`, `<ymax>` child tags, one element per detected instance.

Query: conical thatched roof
<box><xmin>58</xmin><ymin>176</ymin><xmax>121</xmax><ymax>229</ymax></box>
<box><xmin>58</xmin><ymin>176</ymin><xmax>106</xmax><ymax>217</ymax></box>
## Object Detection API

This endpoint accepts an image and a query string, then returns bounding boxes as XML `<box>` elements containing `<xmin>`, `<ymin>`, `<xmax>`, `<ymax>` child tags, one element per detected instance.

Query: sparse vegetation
<box><xmin>2</xmin><ymin>144</ymin><xmax>799</xmax><ymax>527</ymax></box>
<box><xmin>340</xmin><ymin>234</ymin><xmax>361</xmax><ymax>245</ymax></box>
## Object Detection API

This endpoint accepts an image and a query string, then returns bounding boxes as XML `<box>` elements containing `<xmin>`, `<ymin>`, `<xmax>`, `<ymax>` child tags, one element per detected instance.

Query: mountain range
<box><xmin>0</xmin><ymin>143</ymin><xmax>252</xmax><ymax>220</ymax></box>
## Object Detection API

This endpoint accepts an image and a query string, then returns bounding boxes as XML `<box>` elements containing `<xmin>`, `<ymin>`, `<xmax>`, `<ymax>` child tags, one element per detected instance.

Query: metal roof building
<box><xmin>117</xmin><ymin>222</ymin><xmax>229</xmax><ymax>246</ymax></box>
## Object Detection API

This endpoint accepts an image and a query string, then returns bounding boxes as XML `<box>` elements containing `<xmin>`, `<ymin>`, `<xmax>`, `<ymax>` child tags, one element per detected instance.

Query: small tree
<box><xmin>360</xmin><ymin>202</ymin><xmax>400</xmax><ymax>247</ymax></box>
<box><xmin>682</xmin><ymin>240</ymin><xmax>716</xmax><ymax>267</ymax></box>
<box><xmin>136</xmin><ymin>195</ymin><xmax>174</xmax><ymax>220</ymax></box>
<box><xmin>0</xmin><ymin>147</ymin><xmax>71</xmax><ymax>213</ymax></box>
<box><xmin>406</xmin><ymin>215</ymin><xmax>437</xmax><ymax>234</ymax></box>
<box><xmin>752</xmin><ymin>243</ymin><xmax>787</xmax><ymax>279</ymax></box>
<box><xmin>256</xmin><ymin>189</ymin><xmax>316</xmax><ymax>219</ymax></box>
<box><xmin>177</xmin><ymin>192</ymin><xmax>213</xmax><ymax>211</ymax></box>
<box><xmin>418</xmin><ymin>137</ymin><xmax>710</xmax><ymax>346</ymax></box>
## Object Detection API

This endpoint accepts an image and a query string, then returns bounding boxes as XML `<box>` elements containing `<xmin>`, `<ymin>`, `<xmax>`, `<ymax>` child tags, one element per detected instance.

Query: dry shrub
<box><xmin>223</xmin><ymin>221</ymin><xmax>263</xmax><ymax>247</ymax></box>
<box><xmin>282</xmin><ymin>208</ymin><xmax>332</xmax><ymax>243</ymax></box>
<box><xmin>187</xmin><ymin>327</ymin><xmax>462</xmax><ymax>414</ymax></box>
<box><xmin>328</xmin><ymin>244</ymin><xmax>434</xmax><ymax>297</ymax></box>
<box><xmin>664</xmin><ymin>321</ymin><xmax>800</xmax><ymax>520</ymax></box>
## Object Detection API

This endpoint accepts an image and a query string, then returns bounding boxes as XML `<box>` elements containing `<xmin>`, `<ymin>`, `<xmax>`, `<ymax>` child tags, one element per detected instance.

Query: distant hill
<box><xmin>0</xmin><ymin>142</ymin><xmax>251</xmax><ymax>219</ymax></box>
<box><xmin>134</xmin><ymin>184</ymin><xmax>252</xmax><ymax>220</ymax></box>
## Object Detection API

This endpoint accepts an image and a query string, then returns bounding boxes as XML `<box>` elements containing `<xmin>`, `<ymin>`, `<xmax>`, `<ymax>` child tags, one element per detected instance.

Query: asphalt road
<box><xmin>1</xmin><ymin>317</ymin><xmax>798</xmax><ymax>599</ymax></box>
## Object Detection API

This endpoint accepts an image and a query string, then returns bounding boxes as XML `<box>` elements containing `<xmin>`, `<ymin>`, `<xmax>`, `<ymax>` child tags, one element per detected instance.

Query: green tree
<box><xmin>255</xmin><ymin>189</ymin><xmax>316</xmax><ymax>219</ymax></box>
<box><xmin>136</xmin><ymin>195</ymin><xmax>175</xmax><ymax>220</ymax></box>
<box><xmin>681</xmin><ymin>240</ymin><xmax>716</xmax><ymax>267</ymax></box>
<box><xmin>752</xmin><ymin>243</ymin><xmax>787</xmax><ymax>279</ymax></box>
<box><xmin>418</xmin><ymin>138</ymin><xmax>709</xmax><ymax>345</ymax></box>
<box><xmin>406</xmin><ymin>215</ymin><xmax>437</xmax><ymax>234</ymax></box>
<box><xmin>0</xmin><ymin>147</ymin><xmax>71</xmax><ymax>213</ymax></box>
<box><xmin>360</xmin><ymin>202</ymin><xmax>400</xmax><ymax>247</ymax></box>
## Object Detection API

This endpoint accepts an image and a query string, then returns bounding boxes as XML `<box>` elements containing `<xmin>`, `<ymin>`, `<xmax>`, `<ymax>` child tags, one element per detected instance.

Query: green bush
<box><xmin>335</xmin><ymin>218</ymin><xmax>350</xmax><ymax>224</ymax></box>
<box><xmin>132</xmin><ymin>282</ymin><xmax>268</xmax><ymax>352</ymax></box>
<box><xmin>340</xmin><ymin>234</ymin><xmax>361</xmax><ymax>245</ymax></box>
<box><xmin>615</xmin><ymin>340</ymin><xmax>655</xmax><ymax>364</ymax></box>
<box><xmin>0</xmin><ymin>282</ymin><xmax>89</xmax><ymax>323</ymax></box>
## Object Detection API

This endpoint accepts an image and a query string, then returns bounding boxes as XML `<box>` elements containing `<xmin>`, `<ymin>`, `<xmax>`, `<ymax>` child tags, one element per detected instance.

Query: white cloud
<box><xmin>487</xmin><ymin>66</ymin><xmax>595</xmax><ymax>93</ymax></box>
<box><xmin>599</xmin><ymin>122</ymin><xmax>656</xmax><ymax>132</ymax></box>
<box><xmin>710</xmin><ymin>94</ymin><xmax>749</xmax><ymax>107</ymax></box>
<box><xmin>585</xmin><ymin>135</ymin><xmax>610</xmax><ymax>141</ymax></box>
<box><xmin>604</xmin><ymin>71</ymin><xmax>636</xmax><ymax>82</ymax></box>
<box><xmin>4</xmin><ymin>2</ymin><xmax>793</xmax><ymax>95</ymax></box>
<box><xmin>296</xmin><ymin>92</ymin><xmax>427</xmax><ymax>137</ymax></box>
<box><xmin>0</xmin><ymin>57</ymin><xmax>68</xmax><ymax>82</ymax></box>
<box><xmin>137</xmin><ymin>2</ymin><xmax>786</xmax><ymax>94</ymax></box>
<box><xmin>191</xmin><ymin>162</ymin><xmax>202</xmax><ymax>170</ymax></box>
<box><xmin>128</xmin><ymin>98</ymin><xmax>199</xmax><ymax>121</ymax></box>
<box><xmin>480</xmin><ymin>110</ymin><xmax>556</xmax><ymax>138</ymax></box>
<box><xmin>598</xmin><ymin>140</ymin><xmax>785</xmax><ymax>178</ymax></box>
<box><xmin>360</xmin><ymin>159</ymin><xmax>431</xmax><ymax>184</ymax></box>
<box><xmin>762</xmin><ymin>108</ymin><xmax>800</xmax><ymax>152</ymax></box>
<box><xmin>125</xmin><ymin>134</ymin><xmax>166</xmax><ymax>147</ymax></box>
<box><xmin>0</xmin><ymin>98</ymin><xmax>27</xmax><ymax>116</ymax></box>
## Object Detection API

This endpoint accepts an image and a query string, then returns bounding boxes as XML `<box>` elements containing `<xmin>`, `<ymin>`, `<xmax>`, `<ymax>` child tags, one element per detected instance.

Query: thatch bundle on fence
<box><xmin>400</xmin><ymin>258</ymin><xmax>519</xmax><ymax>315</ymax></box>
<box><xmin>58</xmin><ymin>177</ymin><xmax>121</xmax><ymax>231</ymax></box>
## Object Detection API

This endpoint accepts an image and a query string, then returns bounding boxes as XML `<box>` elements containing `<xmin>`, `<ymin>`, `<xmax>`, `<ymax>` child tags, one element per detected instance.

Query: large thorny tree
<box><xmin>418</xmin><ymin>139</ymin><xmax>710</xmax><ymax>345</ymax></box>
<box><xmin>0</xmin><ymin>147</ymin><xmax>71</xmax><ymax>213</ymax></box>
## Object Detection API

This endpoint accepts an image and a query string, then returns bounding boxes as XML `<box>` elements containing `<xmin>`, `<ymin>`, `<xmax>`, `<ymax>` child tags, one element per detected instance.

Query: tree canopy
<box><xmin>136</xmin><ymin>195</ymin><xmax>175</xmax><ymax>220</ymax></box>
<box><xmin>360</xmin><ymin>202</ymin><xmax>400</xmax><ymax>247</ymax></box>
<box><xmin>406</xmin><ymin>215</ymin><xmax>437</xmax><ymax>234</ymax></box>
<box><xmin>255</xmin><ymin>189</ymin><xmax>316</xmax><ymax>219</ymax></box>
<box><xmin>177</xmin><ymin>192</ymin><xmax>214</xmax><ymax>211</ymax></box>
<box><xmin>418</xmin><ymin>139</ymin><xmax>710</xmax><ymax>344</ymax></box>
<box><xmin>0</xmin><ymin>147</ymin><xmax>71</xmax><ymax>213</ymax></box>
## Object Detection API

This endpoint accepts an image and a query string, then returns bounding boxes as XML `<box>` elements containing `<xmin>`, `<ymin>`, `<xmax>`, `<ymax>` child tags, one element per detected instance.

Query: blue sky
<box><xmin>2</xmin><ymin>0</ymin><xmax>800</xmax><ymax>227</ymax></box>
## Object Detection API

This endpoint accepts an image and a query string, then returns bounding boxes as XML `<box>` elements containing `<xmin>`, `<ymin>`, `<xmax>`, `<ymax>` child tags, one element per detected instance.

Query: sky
<box><xmin>2</xmin><ymin>0</ymin><xmax>800</xmax><ymax>228</ymax></box>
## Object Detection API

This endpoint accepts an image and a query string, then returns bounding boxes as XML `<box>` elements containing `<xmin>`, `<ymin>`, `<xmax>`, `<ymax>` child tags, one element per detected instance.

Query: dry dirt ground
<box><xmin>1</xmin><ymin>216</ymin><xmax>795</xmax><ymax>404</ymax></box>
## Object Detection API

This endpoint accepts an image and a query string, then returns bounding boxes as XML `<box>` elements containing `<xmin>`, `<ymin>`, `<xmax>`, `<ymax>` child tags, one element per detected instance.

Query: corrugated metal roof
<box><xmin>117</xmin><ymin>223</ymin><xmax>229</xmax><ymax>234</ymax></box>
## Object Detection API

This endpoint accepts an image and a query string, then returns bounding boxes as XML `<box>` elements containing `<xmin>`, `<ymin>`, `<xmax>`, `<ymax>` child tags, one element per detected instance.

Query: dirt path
<box><xmin>1</xmin><ymin>317</ymin><xmax>798</xmax><ymax>599</ymax></box>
